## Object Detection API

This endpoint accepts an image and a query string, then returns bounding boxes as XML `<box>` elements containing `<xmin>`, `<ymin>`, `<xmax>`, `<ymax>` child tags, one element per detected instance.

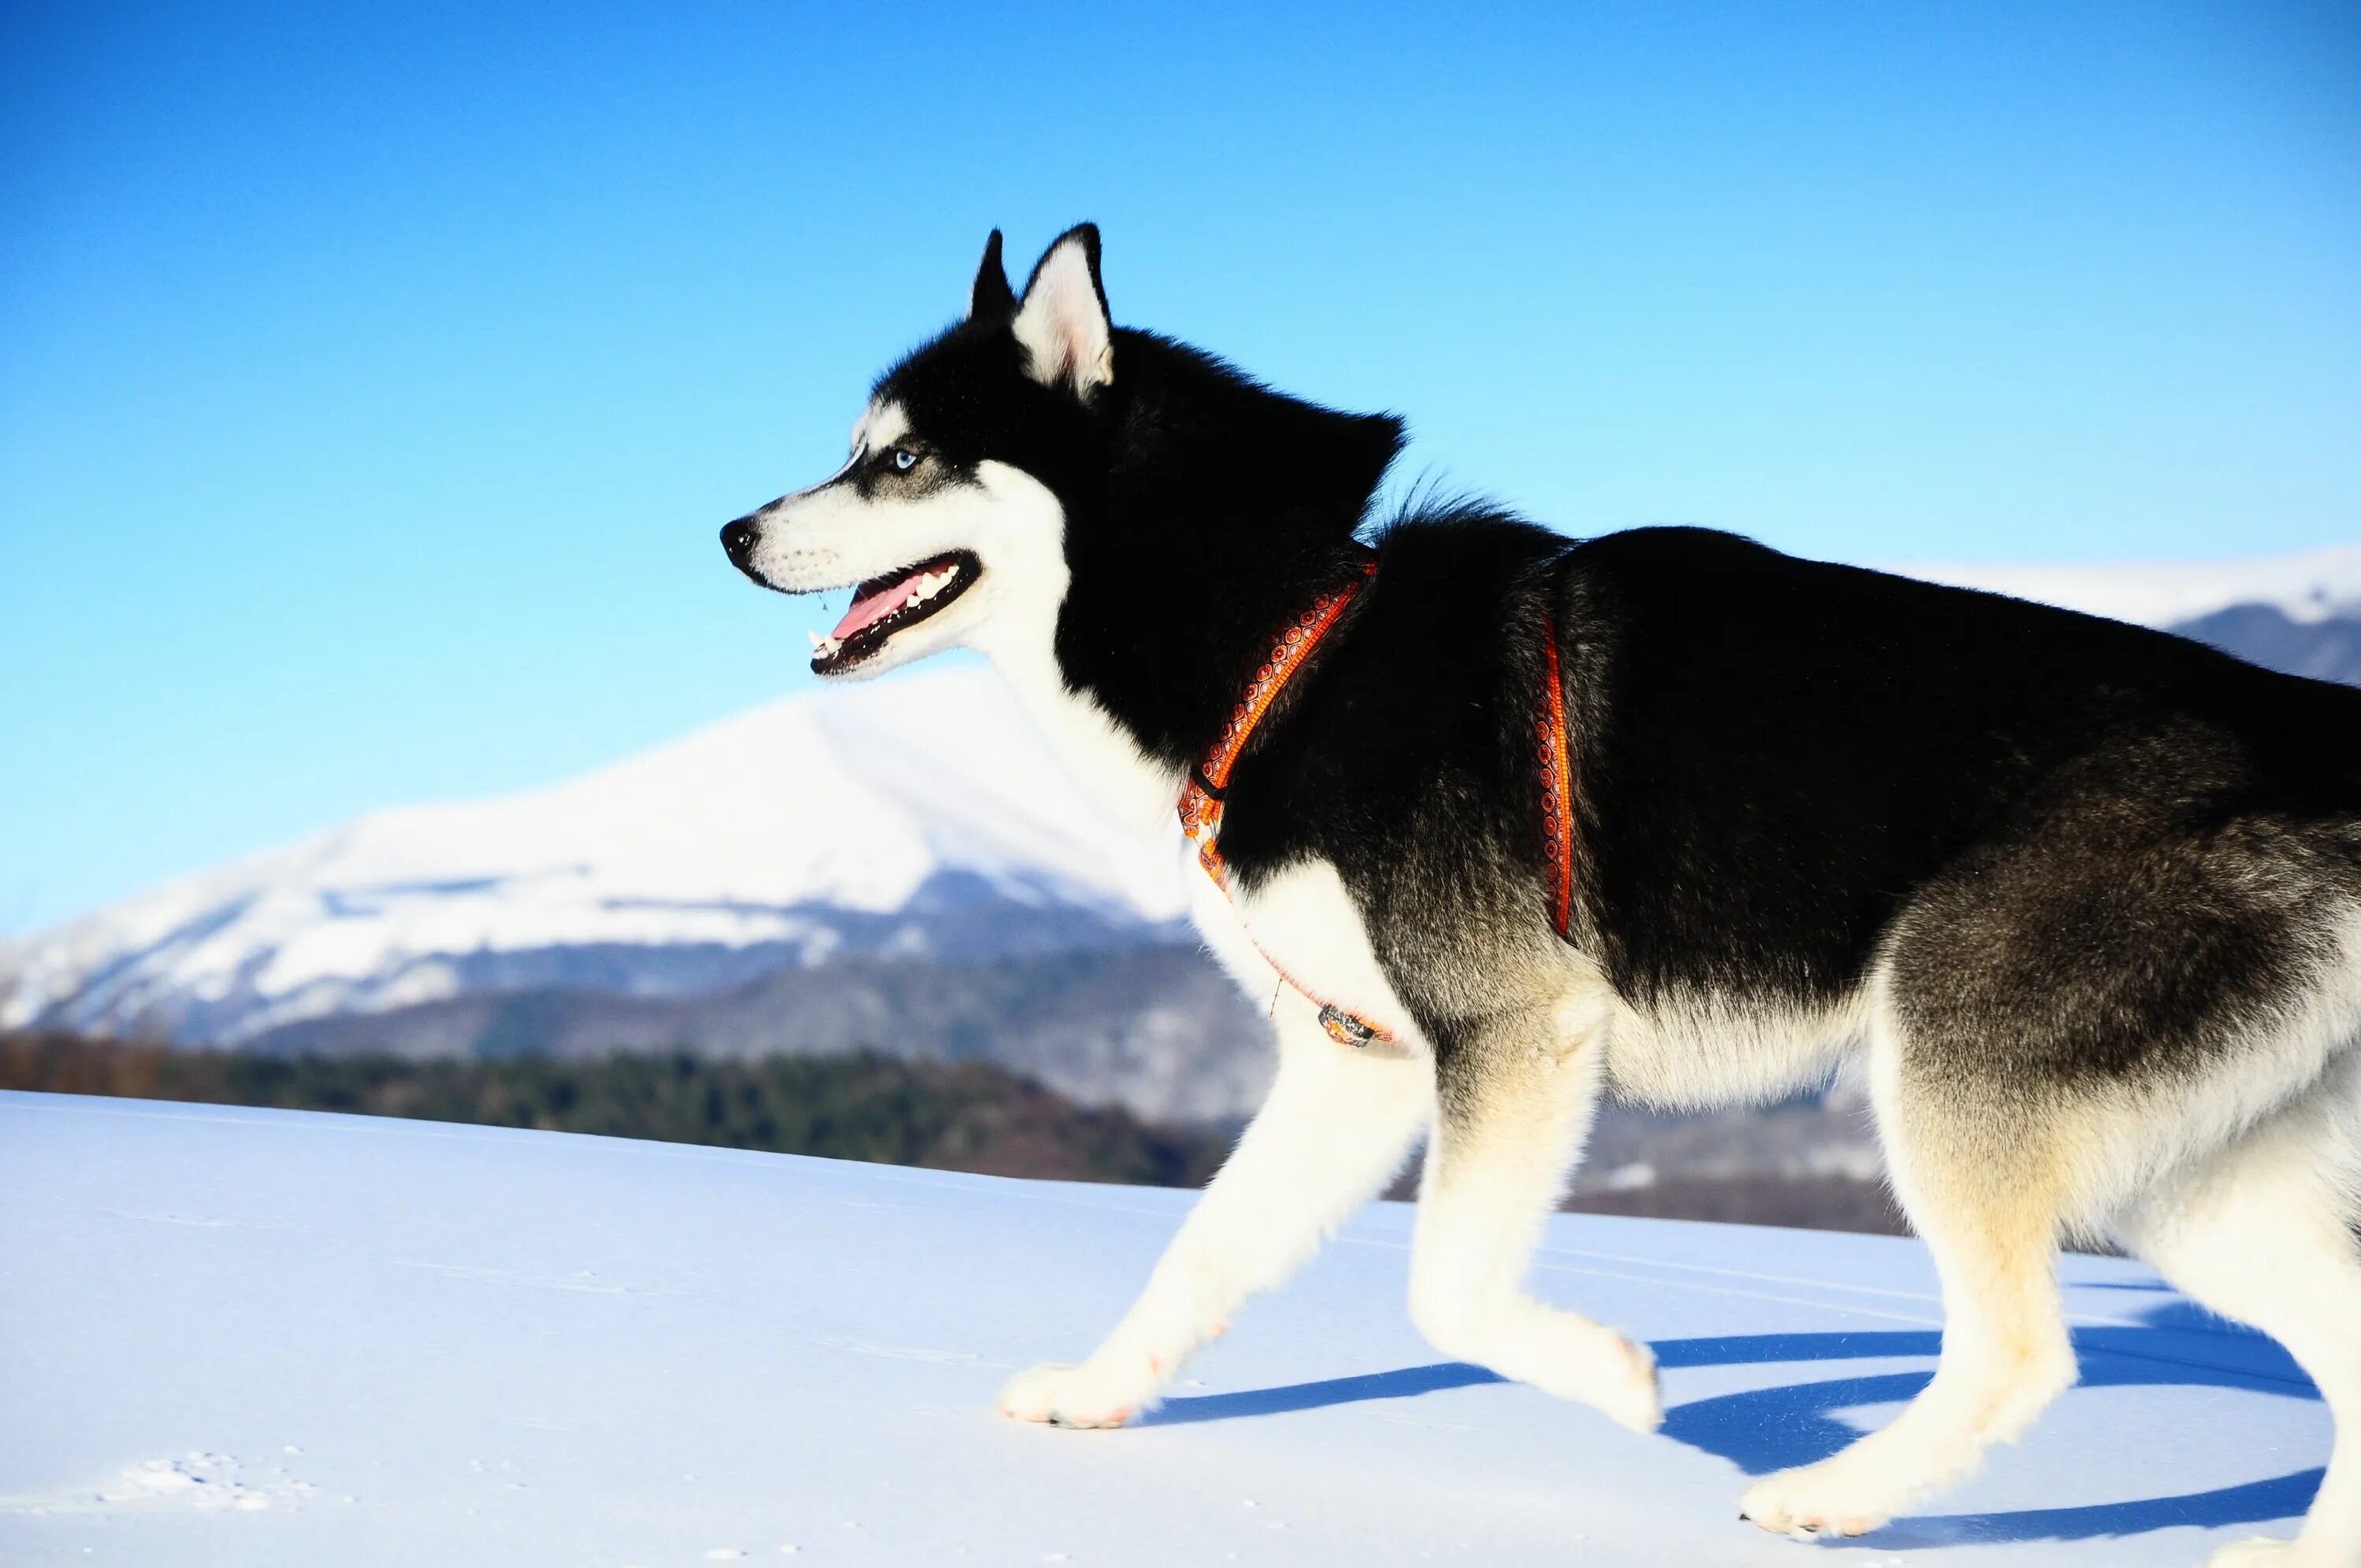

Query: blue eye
<box><xmin>890</xmin><ymin>447</ymin><xmax>919</xmax><ymax>472</ymax></box>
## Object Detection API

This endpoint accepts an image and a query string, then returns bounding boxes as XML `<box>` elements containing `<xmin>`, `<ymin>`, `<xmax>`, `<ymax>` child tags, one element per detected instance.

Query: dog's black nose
<box><xmin>720</xmin><ymin>517</ymin><xmax>759</xmax><ymax>573</ymax></box>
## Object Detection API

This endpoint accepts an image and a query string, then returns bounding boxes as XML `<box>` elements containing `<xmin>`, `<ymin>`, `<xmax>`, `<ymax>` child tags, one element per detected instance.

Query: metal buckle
<box><xmin>1318</xmin><ymin>1005</ymin><xmax>1382</xmax><ymax>1049</ymax></box>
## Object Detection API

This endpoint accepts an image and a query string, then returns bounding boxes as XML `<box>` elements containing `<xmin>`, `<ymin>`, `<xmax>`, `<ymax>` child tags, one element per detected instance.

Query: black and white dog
<box><xmin>722</xmin><ymin>227</ymin><xmax>2361</xmax><ymax>1565</ymax></box>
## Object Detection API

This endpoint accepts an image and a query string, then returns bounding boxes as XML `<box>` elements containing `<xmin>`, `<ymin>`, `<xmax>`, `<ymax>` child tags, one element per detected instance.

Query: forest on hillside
<box><xmin>0</xmin><ymin>1032</ymin><xmax>1227</xmax><ymax>1188</ymax></box>
<box><xmin>2</xmin><ymin>1032</ymin><xmax>1905</xmax><ymax>1234</ymax></box>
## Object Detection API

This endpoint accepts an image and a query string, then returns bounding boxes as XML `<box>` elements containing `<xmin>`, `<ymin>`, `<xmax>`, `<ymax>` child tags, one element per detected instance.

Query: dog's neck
<box><xmin>1047</xmin><ymin>334</ymin><xmax>1399</xmax><ymax>781</ymax></box>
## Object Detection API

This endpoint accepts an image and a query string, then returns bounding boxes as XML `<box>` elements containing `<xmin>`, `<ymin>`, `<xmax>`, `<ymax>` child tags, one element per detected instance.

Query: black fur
<box><xmin>970</xmin><ymin>228</ymin><xmax>1014</xmax><ymax>321</ymax></box>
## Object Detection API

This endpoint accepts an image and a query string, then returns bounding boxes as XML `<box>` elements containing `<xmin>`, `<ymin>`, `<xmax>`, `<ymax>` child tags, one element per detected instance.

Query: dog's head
<box><xmin>721</xmin><ymin>225</ymin><xmax>1116</xmax><ymax>681</ymax></box>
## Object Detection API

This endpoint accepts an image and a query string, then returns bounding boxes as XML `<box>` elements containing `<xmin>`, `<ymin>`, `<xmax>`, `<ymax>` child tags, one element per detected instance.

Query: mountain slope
<box><xmin>2</xmin><ymin>665</ymin><xmax>1192</xmax><ymax>1045</ymax></box>
<box><xmin>241</xmin><ymin>944</ymin><xmax>1279</xmax><ymax>1128</ymax></box>
<box><xmin>1910</xmin><ymin>542</ymin><xmax>2361</xmax><ymax>686</ymax></box>
<box><xmin>2171</xmin><ymin>601</ymin><xmax>2361</xmax><ymax>688</ymax></box>
<box><xmin>1904</xmin><ymin>543</ymin><xmax>2361</xmax><ymax>629</ymax></box>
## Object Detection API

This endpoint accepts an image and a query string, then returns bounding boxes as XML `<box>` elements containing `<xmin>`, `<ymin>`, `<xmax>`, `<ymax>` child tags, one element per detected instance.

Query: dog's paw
<box><xmin>996</xmin><ymin>1360</ymin><xmax>1153</xmax><ymax>1430</ymax></box>
<box><xmin>1513</xmin><ymin>1319</ymin><xmax>1663</xmax><ymax>1433</ymax></box>
<box><xmin>1591</xmin><ymin>1332</ymin><xmax>1664</xmax><ymax>1434</ymax></box>
<box><xmin>1738</xmin><ymin>1459</ymin><xmax>1908</xmax><ymax>1542</ymax></box>
<box><xmin>2205</xmin><ymin>1537</ymin><xmax>2337</xmax><ymax>1568</ymax></box>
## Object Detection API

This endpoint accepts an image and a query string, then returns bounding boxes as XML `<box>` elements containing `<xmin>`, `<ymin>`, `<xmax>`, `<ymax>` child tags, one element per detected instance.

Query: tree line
<box><xmin>0</xmin><ymin>1032</ymin><xmax>1230</xmax><ymax>1189</ymax></box>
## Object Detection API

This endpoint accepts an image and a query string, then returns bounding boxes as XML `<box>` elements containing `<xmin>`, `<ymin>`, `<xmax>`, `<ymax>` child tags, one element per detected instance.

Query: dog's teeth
<box><xmin>807</xmin><ymin>631</ymin><xmax>825</xmax><ymax>648</ymax></box>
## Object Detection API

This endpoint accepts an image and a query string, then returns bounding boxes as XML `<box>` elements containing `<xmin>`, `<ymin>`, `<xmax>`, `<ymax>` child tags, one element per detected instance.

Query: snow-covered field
<box><xmin>0</xmin><ymin>1093</ymin><xmax>2330</xmax><ymax>1566</ymax></box>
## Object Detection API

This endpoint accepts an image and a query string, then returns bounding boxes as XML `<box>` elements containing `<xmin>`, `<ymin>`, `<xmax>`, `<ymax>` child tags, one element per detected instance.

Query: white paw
<box><xmin>1419</xmin><ymin>1304</ymin><xmax>1665</xmax><ymax>1433</ymax></box>
<box><xmin>1586</xmin><ymin>1332</ymin><xmax>1665</xmax><ymax>1434</ymax></box>
<box><xmin>1738</xmin><ymin>1455</ymin><xmax>1914</xmax><ymax>1542</ymax></box>
<box><xmin>1520</xmin><ymin>1321</ymin><xmax>1664</xmax><ymax>1433</ymax></box>
<box><xmin>2206</xmin><ymin>1537</ymin><xmax>2338</xmax><ymax>1568</ymax></box>
<box><xmin>995</xmin><ymin>1360</ymin><xmax>1155</xmax><ymax>1430</ymax></box>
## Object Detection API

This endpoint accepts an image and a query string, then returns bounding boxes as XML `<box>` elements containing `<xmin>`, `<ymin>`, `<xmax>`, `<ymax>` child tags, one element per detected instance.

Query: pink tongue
<box><xmin>830</xmin><ymin>573</ymin><xmax>922</xmax><ymax>640</ymax></box>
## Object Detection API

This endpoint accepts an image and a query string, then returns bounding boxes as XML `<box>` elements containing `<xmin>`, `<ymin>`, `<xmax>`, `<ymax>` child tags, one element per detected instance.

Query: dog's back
<box><xmin>1557</xmin><ymin>523</ymin><xmax>2361</xmax><ymax>1021</ymax></box>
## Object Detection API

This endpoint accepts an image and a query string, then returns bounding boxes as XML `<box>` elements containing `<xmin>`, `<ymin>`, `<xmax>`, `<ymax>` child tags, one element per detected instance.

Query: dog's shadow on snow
<box><xmin>1147</xmin><ymin>1298</ymin><xmax>2323</xmax><ymax>1548</ymax></box>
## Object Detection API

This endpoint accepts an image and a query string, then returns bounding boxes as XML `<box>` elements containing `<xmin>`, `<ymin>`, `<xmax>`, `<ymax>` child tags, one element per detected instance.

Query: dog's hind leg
<box><xmin>1404</xmin><ymin>1003</ymin><xmax>1663</xmax><ymax>1433</ymax></box>
<box><xmin>1740</xmin><ymin>1032</ymin><xmax>2078</xmax><ymax>1539</ymax></box>
<box><xmin>996</xmin><ymin>1005</ymin><xmax>1432</xmax><ymax>1429</ymax></box>
<box><xmin>2116</xmin><ymin>1066</ymin><xmax>2361</xmax><ymax>1568</ymax></box>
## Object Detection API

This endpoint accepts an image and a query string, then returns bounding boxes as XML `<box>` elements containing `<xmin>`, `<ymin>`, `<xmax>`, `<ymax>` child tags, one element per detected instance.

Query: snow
<box><xmin>0</xmin><ymin>1092</ymin><xmax>2330</xmax><ymax>1566</ymax></box>
<box><xmin>1899</xmin><ymin>544</ymin><xmax>2361</xmax><ymax>629</ymax></box>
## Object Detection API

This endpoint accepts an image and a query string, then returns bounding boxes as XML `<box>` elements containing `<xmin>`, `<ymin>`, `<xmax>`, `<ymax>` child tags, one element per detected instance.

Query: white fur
<box><xmin>988</xmin><ymin>664</ymin><xmax>1180</xmax><ymax>835</ymax></box>
<box><xmin>848</xmin><ymin>398</ymin><xmax>910</xmax><ymax>458</ymax></box>
<box><xmin>2119</xmin><ymin>1057</ymin><xmax>2361</xmax><ymax>1568</ymax></box>
<box><xmin>1210</xmin><ymin>858</ymin><xmax>1427</xmax><ymax>1056</ymax></box>
<box><xmin>1407</xmin><ymin>1009</ymin><xmax>1665</xmax><ymax>1434</ymax></box>
<box><xmin>1013</xmin><ymin>234</ymin><xmax>1113</xmax><ymax>395</ymax></box>
<box><xmin>1602</xmin><ymin>983</ymin><xmax>1866</xmax><ymax>1112</ymax></box>
<box><xmin>943</xmin><ymin>470</ymin><xmax>1182</xmax><ymax>832</ymax></box>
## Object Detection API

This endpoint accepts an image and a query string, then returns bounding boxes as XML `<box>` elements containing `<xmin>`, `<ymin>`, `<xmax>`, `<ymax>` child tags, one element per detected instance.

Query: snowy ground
<box><xmin>0</xmin><ymin>1093</ymin><xmax>2330</xmax><ymax>1566</ymax></box>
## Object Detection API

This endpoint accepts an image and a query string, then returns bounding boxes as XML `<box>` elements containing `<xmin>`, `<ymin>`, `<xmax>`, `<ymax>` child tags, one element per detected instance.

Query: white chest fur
<box><xmin>982</xmin><ymin>652</ymin><xmax>1182</xmax><ymax>833</ymax></box>
<box><xmin>1190</xmin><ymin>854</ymin><xmax>1428</xmax><ymax>1056</ymax></box>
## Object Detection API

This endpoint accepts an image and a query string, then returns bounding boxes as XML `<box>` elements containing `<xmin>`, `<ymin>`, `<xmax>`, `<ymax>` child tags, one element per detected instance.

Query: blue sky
<box><xmin>3</xmin><ymin>1</ymin><xmax>2357</xmax><ymax>932</ymax></box>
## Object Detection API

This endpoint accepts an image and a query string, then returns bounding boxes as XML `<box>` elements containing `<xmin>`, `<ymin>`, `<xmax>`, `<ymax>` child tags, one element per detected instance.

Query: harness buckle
<box><xmin>1317</xmin><ymin>1005</ymin><xmax>1384</xmax><ymax>1049</ymax></box>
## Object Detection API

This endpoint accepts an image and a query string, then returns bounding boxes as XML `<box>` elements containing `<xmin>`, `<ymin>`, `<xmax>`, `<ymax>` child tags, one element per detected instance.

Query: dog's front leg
<box><xmin>1407</xmin><ymin>1005</ymin><xmax>1663</xmax><ymax>1433</ymax></box>
<box><xmin>997</xmin><ymin>1007</ymin><xmax>1433</xmax><ymax>1428</ymax></box>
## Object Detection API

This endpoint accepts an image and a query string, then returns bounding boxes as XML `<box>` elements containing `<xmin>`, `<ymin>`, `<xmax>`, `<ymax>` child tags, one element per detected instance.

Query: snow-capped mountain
<box><xmin>1</xmin><ymin>665</ymin><xmax>1192</xmax><ymax>1047</ymax></box>
<box><xmin>1908</xmin><ymin>542</ymin><xmax>2361</xmax><ymax>688</ymax></box>
<box><xmin>1904</xmin><ymin>542</ymin><xmax>2361</xmax><ymax>629</ymax></box>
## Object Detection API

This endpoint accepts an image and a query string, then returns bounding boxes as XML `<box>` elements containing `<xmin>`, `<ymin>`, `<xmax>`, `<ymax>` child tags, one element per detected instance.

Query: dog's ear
<box><xmin>1013</xmin><ymin>223</ymin><xmax>1113</xmax><ymax>397</ymax></box>
<box><xmin>968</xmin><ymin>229</ymin><xmax>1014</xmax><ymax>322</ymax></box>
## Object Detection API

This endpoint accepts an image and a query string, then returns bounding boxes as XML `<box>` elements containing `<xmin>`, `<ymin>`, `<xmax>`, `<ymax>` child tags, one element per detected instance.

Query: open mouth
<box><xmin>809</xmin><ymin>551</ymin><xmax>981</xmax><ymax>674</ymax></box>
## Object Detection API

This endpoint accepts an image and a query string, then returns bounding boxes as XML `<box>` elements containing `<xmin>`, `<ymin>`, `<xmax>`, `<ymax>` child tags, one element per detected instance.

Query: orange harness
<box><xmin>1177</xmin><ymin>560</ymin><xmax>1577</xmax><ymax>1049</ymax></box>
<box><xmin>1535</xmin><ymin>607</ymin><xmax>1576</xmax><ymax>937</ymax></box>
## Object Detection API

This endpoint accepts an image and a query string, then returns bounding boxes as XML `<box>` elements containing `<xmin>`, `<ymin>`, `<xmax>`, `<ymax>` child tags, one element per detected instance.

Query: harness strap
<box><xmin>1178</xmin><ymin>559</ymin><xmax>1391</xmax><ymax>1046</ymax></box>
<box><xmin>1177</xmin><ymin>562</ymin><xmax>1374</xmax><ymax>846</ymax></box>
<box><xmin>1179</xmin><ymin>560</ymin><xmax>1579</xmax><ymax>1050</ymax></box>
<box><xmin>1537</xmin><ymin>607</ymin><xmax>1576</xmax><ymax>938</ymax></box>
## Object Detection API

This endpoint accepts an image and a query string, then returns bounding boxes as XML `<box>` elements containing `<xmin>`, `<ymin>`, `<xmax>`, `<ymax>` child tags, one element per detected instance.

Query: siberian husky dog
<box><xmin>724</xmin><ymin>226</ymin><xmax>2361</xmax><ymax>1564</ymax></box>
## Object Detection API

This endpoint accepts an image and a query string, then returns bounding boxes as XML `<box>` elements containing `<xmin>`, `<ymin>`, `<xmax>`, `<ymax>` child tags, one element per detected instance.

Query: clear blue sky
<box><xmin>3</xmin><ymin>1</ymin><xmax>2356</xmax><ymax>933</ymax></box>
